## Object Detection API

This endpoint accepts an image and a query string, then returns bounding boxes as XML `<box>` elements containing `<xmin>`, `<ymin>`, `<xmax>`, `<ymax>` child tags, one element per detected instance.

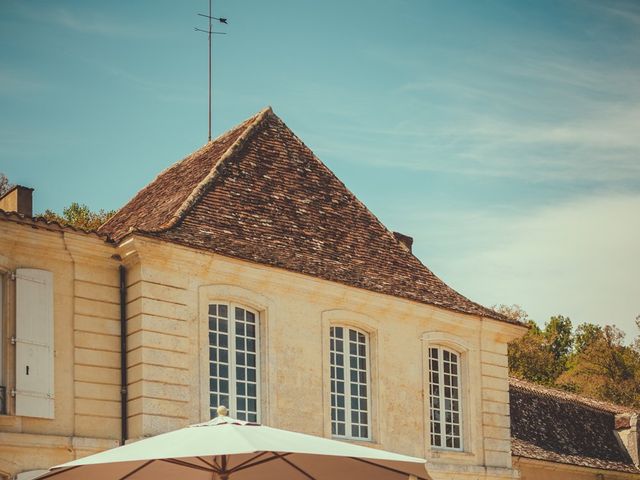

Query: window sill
<box><xmin>429</xmin><ymin>448</ymin><xmax>474</xmax><ymax>459</ymax></box>
<box><xmin>332</xmin><ymin>436</ymin><xmax>383</xmax><ymax>449</ymax></box>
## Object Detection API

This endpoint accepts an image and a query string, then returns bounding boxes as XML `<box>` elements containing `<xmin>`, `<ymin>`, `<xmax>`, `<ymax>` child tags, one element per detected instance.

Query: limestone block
<box><xmin>74</xmin><ymin>331</ymin><xmax>119</xmax><ymax>352</ymax></box>
<box><xmin>481</xmin><ymin>363</ymin><xmax>508</xmax><ymax>380</ymax></box>
<box><xmin>75</xmin><ymin>347</ymin><xmax>120</xmax><ymax>368</ymax></box>
<box><xmin>127</xmin><ymin>314</ymin><xmax>188</xmax><ymax>338</ymax></box>
<box><xmin>75</xmin><ymin>315</ymin><xmax>120</xmax><ymax>336</ymax></box>
<box><xmin>128</xmin><ymin>347</ymin><xmax>189</xmax><ymax>370</ymax></box>
<box><xmin>75</xmin><ymin>398</ymin><xmax>120</xmax><ymax>418</ymax></box>
<box><xmin>480</xmin><ymin>350</ymin><xmax>509</xmax><ymax>368</ymax></box>
<box><xmin>75</xmin><ymin>365</ymin><xmax>120</xmax><ymax>385</ymax></box>
<box><xmin>75</xmin><ymin>297</ymin><xmax>119</xmax><ymax>321</ymax></box>
<box><xmin>483</xmin><ymin>376</ymin><xmax>509</xmax><ymax>393</ymax></box>
<box><xmin>126</xmin><ymin>330</ymin><xmax>188</xmax><ymax>353</ymax></box>
<box><xmin>75</xmin><ymin>280</ymin><xmax>119</xmax><ymax>304</ymax></box>
<box><xmin>483</xmin><ymin>413</ymin><xmax>511</xmax><ymax>429</ymax></box>
<box><xmin>74</xmin><ymin>381</ymin><xmax>120</xmax><ymax>402</ymax></box>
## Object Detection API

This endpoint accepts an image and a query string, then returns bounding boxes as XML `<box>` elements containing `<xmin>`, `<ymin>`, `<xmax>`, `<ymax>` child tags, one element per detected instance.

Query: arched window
<box><xmin>428</xmin><ymin>346</ymin><xmax>462</xmax><ymax>450</ymax></box>
<box><xmin>329</xmin><ymin>326</ymin><xmax>370</xmax><ymax>440</ymax></box>
<box><xmin>208</xmin><ymin>303</ymin><xmax>260</xmax><ymax>422</ymax></box>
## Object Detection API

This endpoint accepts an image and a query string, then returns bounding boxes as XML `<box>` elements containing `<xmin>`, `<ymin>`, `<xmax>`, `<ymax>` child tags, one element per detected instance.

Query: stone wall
<box><xmin>0</xmin><ymin>220</ymin><xmax>119</xmax><ymax>477</ymax></box>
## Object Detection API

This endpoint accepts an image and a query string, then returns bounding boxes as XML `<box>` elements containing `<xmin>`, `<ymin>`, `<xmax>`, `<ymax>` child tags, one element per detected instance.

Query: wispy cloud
<box><xmin>304</xmin><ymin>26</ymin><xmax>640</xmax><ymax>186</ymax></box>
<box><xmin>13</xmin><ymin>2</ymin><xmax>157</xmax><ymax>38</ymax></box>
<box><xmin>412</xmin><ymin>193</ymin><xmax>640</xmax><ymax>337</ymax></box>
<box><xmin>583</xmin><ymin>0</ymin><xmax>640</xmax><ymax>27</ymax></box>
<box><xmin>0</xmin><ymin>69</ymin><xmax>45</xmax><ymax>94</ymax></box>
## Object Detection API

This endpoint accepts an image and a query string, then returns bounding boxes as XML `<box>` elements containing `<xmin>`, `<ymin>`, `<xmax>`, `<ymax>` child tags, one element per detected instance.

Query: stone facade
<box><xmin>0</xmin><ymin>215</ymin><xmax>119</xmax><ymax>478</ymax></box>
<box><xmin>0</xmin><ymin>213</ymin><xmax>526</xmax><ymax>479</ymax></box>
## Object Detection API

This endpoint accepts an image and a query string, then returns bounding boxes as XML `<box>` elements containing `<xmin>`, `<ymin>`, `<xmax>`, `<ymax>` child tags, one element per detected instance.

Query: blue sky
<box><xmin>1</xmin><ymin>0</ymin><xmax>639</xmax><ymax>335</ymax></box>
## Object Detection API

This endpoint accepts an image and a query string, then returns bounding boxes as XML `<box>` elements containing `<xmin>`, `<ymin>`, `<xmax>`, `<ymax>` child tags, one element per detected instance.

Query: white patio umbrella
<box><xmin>35</xmin><ymin>407</ymin><xmax>430</xmax><ymax>480</ymax></box>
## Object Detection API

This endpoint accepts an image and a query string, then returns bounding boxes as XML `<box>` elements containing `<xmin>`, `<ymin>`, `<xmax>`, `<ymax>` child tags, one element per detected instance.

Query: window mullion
<box><xmin>343</xmin><ymin>328</ymin><xmax>353</xmax><ymax>438</ymax></box>
<box><xmin>364</xmin><ymin>338</ymin><xmax>371</xmax><ymax>440</ymax></box>
<box><xmin>438</xmin><ymin>348</ymin><xmax>447</xmax><ymax>448</ymax></box>
<box><xmin>254</xmin><ymin>307</ymin><xmax>261</xmax><ymax>424</ymax></box>
<box><xmin>229</xmin><ymin>303</ymin><xmax>237</xmax><ymax>417</ymax></box>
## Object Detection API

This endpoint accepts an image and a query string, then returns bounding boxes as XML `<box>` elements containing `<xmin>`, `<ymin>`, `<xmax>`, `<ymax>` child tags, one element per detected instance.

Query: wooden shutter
<box><xmin>15</xmin><ymin>268</ymin><xmax>54</xmax><ymax>418</ymax></box>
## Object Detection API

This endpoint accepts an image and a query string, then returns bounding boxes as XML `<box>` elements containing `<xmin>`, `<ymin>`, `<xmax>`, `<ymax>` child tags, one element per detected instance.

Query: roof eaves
<box><xmin>0</xmin><ymin>209</ymin><xmax>111</xmax><ymax>241</ymax></box>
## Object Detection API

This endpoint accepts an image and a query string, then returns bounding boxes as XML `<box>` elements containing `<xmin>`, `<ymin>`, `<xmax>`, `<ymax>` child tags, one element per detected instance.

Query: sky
<box><xmin>1</xmin><ymin>0</ymin><xmax>639</xmax><ymax>336</ymax></box>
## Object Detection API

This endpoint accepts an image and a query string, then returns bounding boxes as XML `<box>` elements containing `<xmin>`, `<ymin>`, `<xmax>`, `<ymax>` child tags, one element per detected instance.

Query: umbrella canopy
<box><xmin>36</xmin><ymin>407</ymin><xmax>430</xmax><ymax>480</ymax></box>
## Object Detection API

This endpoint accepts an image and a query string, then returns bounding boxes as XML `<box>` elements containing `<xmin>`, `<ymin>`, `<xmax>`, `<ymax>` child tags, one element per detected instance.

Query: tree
<box><xmin>501</xmin><ymin>306</ymin><xmax>573</xmax><ymax>386</ymax></box>
<box><xmin>573</xmin><ymin>322</ymin><xmax>603</xmax><ymax>354</ymax></box>
<box><xmin>41</xmin><ymin>202</ymin><xmax>115</xmax><ymax>231</ymax></box>
<box><xmin>545</xmin><ymin>315</ymin><xmax>573</xmax><ymax>364</ymax></box>
<box><xmin>508</xmin><ymin>319</ymin><xmax>561</xmax><ymax>385</ymax></box>
<box><xmin>0</xmin><ymin>172</ymin><xmax>13</xmax><ymax>197</ymax></box>
<box><xmin>503</xmin><ymin>304</ymin><xmax>640</xmax><ymax>408</ymax></box>
<box><xmin>557</xmin><ymin>326</ymin><xmax>640</xmax><ymax>407</ymax></box>
<box><xmin>492</xmin><ymin>304</ymin><xmax>530</xmax><ymax>324</ymax></box>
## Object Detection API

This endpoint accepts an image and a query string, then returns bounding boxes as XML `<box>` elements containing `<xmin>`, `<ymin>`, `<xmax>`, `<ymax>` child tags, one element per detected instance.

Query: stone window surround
<box><xmin>207</xmin><ymin>302</ymin><xmax>261</xmax><ymax>422</ymax></box>
<box><xmin>329</xmin><ymin>324</ymin><xmax>371</xmax><ymax>441</ymax></box>
<box><xmin>422</xmin><ymin>331</ymin><xmax>482</xmax><ymax>461</ymax></box>
<box><xmin>198</xmin><ymin>284</ymin><xmax>276</xmax><ymax>424</ymax></box>
<box><xmin>321</xmin><ymin>309</ymin><xmax>380</xmax><ymax>445</ymax></box>
<box><xmin>428</xmin><ymin>345</ymin><xmax>463</xmax><ymax>450</ymax></box>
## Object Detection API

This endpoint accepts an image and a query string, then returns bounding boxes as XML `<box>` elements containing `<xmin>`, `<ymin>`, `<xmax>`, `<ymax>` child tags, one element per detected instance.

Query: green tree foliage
<box><xmin>500</xmin><ymin>304</ymin><xmax>640</xmax><ymax>408</ymax></box>
<box><xmin>0</xmin><ymin>172</ymin><xmax>14</xmax><ymax>197</ymax></box>
<box><xmin>41</xmin><ymin>202</ymin><xmax>115</xmax><ymax>231</ymax></box>
<box><xmin>558</xmin><ymin>326</ymin><xmax>640</xmax><ymax>407</ymax></box>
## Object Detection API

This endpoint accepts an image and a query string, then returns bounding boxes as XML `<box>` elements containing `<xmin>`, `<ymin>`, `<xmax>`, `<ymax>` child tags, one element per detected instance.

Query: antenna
<box><xmin>195</xmin><ymin>0</ymin><xmax>228</xmax><ymax>142</ymax></box>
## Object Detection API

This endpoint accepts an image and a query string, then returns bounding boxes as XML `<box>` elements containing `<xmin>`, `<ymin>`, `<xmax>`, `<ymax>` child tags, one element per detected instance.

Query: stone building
<box><xmin>0</xmin><ymin>107</ymin><xmax>638</xmax><ymax>479</ymax></box>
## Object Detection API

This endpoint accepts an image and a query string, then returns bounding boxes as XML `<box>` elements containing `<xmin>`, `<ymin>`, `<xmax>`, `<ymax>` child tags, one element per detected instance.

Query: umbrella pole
<box><xmin>219</xmin><ymin>454</ymin><xmax>229</xmax><ymax>480</ymax></box>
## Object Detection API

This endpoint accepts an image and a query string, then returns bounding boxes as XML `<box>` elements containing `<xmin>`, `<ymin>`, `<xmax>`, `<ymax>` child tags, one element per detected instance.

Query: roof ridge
<box><xmin>100</xmin><ymin>106</ymin><xmax>273</xmax><ymax>236</ymax></box>
<box><xmin>158</xmin><ymin>106</ymin><xmax>273</xmax><ymax>231</ymax></box>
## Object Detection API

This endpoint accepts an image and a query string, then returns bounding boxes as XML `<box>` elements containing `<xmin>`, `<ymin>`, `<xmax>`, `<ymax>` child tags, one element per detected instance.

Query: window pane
<box><xmin>428</xmin><ymin>347</ymin><xmax>462</xmax><ymax>451</ymax></box>
<box><xmin>209</xmin><ymin>304</ymin><xmax>259</xmax><ymax>421</ymax></box>
<box><xmin>330</xmin><ymin>326</ymin><xmax>370</xmax><ymax>440</ymax></box>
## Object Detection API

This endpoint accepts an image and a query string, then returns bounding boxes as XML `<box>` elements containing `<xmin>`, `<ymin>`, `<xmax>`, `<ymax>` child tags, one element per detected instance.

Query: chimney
<box><xmin>615</xmin><ymin>413</ymin><xmax>640</xmax><ymax>467</ymax></box>
<box><xmin>393</xmin><ymin>231</ymin><xmax>413</xmax><ymax>253</ymax></box>
<box><xmin>0</xmin><ymin>185</ymin><xmax>34</xmax><ymax>217</ymax></box>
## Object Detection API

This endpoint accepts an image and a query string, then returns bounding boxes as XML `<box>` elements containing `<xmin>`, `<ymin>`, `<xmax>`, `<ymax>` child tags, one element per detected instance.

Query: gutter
<box><xmin>119</xmin><ymin>265</ymin><xmax>128</xmax><ymax>445</ymax></box>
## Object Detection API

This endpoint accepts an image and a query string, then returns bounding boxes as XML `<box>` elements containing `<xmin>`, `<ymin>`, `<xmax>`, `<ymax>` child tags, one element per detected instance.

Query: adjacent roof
<box><xmin>0</xmin><ymin>208</ymin><xmax>107</xmax><ymax>239</ymax></box>
<box><xmin>100</xmin><ymin>107</ymin><xmax>513</xmax><ymax>324</ymax></box>
<box><xmin>510</xmin><ymin>377</ymin><xmax>639</xmax><ymax>474</ymax></box>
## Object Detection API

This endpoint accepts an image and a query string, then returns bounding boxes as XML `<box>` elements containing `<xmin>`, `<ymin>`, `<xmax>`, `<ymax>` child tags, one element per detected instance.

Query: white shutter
<box><xmin>15</xmin><ymin>268</ymin><xmax>54</xmax><ymax>419</ymax></box>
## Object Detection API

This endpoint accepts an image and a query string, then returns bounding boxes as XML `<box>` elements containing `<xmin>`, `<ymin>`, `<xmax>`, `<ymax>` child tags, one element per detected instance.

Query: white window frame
<box><xmin>428</xmin><ymin>346</ymin><xmax>463</xmax><ymax>451</ymax></box>
<box><xmin>208</xmin><ymin>302</ymin><xmax>261</xmax><ymax>422</ymax></box>
<box><xmin>329</xmin><ymin>325</ymin><xmax>371</xmax><ymax>441</ymax></box>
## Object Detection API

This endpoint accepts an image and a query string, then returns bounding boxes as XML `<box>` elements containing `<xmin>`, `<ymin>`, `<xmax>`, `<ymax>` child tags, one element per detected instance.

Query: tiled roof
<box><xmin>510</xmin><ymin>377</ymin><xmax>640</xmax><ymax>474</ymax></box>
<box><xmin>100</xmin><ymin>107</ymin><xmax>514</xmax><ymax>324</ymax></box>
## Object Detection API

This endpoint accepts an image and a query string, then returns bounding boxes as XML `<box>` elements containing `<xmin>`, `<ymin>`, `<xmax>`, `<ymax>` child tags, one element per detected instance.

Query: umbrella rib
<box><xmin>226</xmin><ymin>451</ymin><xmax>269</xmax><ymax>472</ymax></box>
<box><xmin>195</xmin><ymin>456</ymin><xmax>217</xmax><ymax>469</ymax></box>
<box><xmin>160</xmin><ymin>458</ymin><xmax>217</xmax><ymax>473</ymax></box>
<box><xmin>30</xmin><ymin>466</ymin><xmax>80</xmax><ymax>480</ymax></box>
<box><xmin>349</xmin><ymin>457</ymin><xmax>429</xmax><ymax>480</ymax></box>
<box><xmin>227</xmin><ymin>452</ymin><xmax>291</xmax><ymax>473</ymax></box>
<box><xmin>274</xmin><ymin>453</ymin><xmax>317</xmax><ymax>480</ymax></box>
<box><xmin>118</xmin><ymin>460</ymin><xmax>155</xmax><ymax>480</ymax></box>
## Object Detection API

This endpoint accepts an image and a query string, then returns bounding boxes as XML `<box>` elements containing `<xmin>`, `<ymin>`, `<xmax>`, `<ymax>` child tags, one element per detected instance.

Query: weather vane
<box><xmin>195</xmin><ymin>0</ymin><xmax>228</xmax><ymax>142</ymax></box>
